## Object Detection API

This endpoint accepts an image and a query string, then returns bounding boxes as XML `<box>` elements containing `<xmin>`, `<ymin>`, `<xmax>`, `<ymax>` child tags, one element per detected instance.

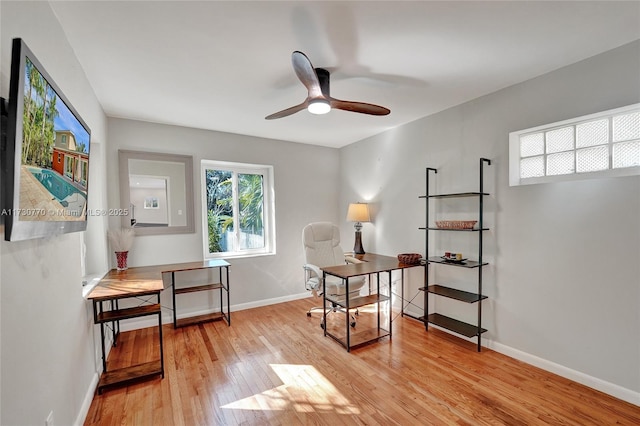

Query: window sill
<box><xmin>205</xmin><ymin>251</ymin><xmax>276</xmax><ymax>260</ymax></box>
<box><xmin>513</xmin><ymin>165</ymin><xmax>639</xmax><ymax>186</ymax></box>
<box><xmin>82</xmin><ymin>271</ymin><xmax>107</xmax><ymax>298</ymax></box>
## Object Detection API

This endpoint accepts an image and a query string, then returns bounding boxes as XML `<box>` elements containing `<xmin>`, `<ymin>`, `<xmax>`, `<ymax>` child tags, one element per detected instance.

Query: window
<box><xmin>80</xmin><ymin>160</ymin><xmax>88</xmax><ymax>187</ymax></box>
<box><xmin>201</xmin><ymin>160</ymin><xmax>275</xmax><ymax>258</ymax></box>
<box><xmin>64</xmin><ymin>155</ymin><xmax>75</xmax><ymax>179</ymax></box>
<box><xmin>509</xmin><ymin>104</ymin><xmax>640</xmax><ymax>186</ymax></box>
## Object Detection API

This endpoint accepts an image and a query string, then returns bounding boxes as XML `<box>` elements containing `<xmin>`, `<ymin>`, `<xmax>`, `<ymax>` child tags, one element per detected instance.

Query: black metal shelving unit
<box><xmin>419</xmin><ymin>158</ymin><xmax>491</xmax><ymax>352</ymax></box>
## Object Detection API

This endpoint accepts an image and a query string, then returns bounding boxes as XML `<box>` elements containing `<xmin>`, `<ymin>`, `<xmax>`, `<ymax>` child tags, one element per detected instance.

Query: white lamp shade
<box><xmin>346</xmin><ymin>203</ymin><xmax>370</xmax><ymax>222</ymax></box>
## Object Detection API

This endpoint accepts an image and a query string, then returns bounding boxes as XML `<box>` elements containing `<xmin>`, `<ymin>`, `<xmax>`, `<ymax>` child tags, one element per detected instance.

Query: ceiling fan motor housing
<box><xmin>315</xmin><ymin>68</ymin><xmax>330</xmax><ymax>97</ymax></box>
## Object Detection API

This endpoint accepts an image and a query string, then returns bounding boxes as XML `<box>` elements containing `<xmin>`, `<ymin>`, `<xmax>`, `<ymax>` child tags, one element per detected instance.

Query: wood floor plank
<box><xmin>85</xmin><ymin>298</ymin><xmax>640</xmax><ymax>425</ymax></box>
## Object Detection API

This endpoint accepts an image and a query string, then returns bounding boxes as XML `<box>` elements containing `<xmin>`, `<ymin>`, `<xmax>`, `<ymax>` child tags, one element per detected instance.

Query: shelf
<box><xmin>422</xmin><ymin>313</ymin><xmax>487</xmax><ymax>338</ymax></box>
<box><xmin>96</xmin><ymin>304</ymin><xmax>161</xmax><ymax>323</ymax></box>
<box><xmin>425</xmin><ymin>285</ymin><xmax>487</xmax><ymax>303</ymax></box>
<box><xmin>347</xmin><ymin>327</ymin><xmax>391</xmax><ymax>350</ymax></box>
<box><xmin>174</xmin><ymin>282</ymin><xmax>224</xmax><ymax>294</ymax></box>
<box><xmin>171</xmin><ymin>263</ymin><xmax>230</xmax><ymax>328</ymax></box>
<box><xmin>325</xmin><ymin>326</ymin><xmax>390</xmax><ymax>351</ymax></box>
<box><xmin>325</xmin><ymin>293</ymin><xmax>390</xmax><ymax>310</ymax></box>
<box><xmin>419</xmin><ymin>227</ymin><xmax>489</xmax><ymax>232</ymax></box>
<box><xmin>421</xmin><ymin>159</ymin><xmax>491</xmax><ymax>351</ymax></box>
<box><xmin>426</xmin><ymin>256</ymin><xmax>488</xmax><ymax>268</ymax></box>
<box><xmin>175</xmin><ymin>312</ymin><xmax>226</xmax><ymax>328</ymax></box>
<box><xmin>419</xmin><ymin>191</ymin><xmax>490</xmax><ymax>199</ymax></box>
<box><xmin>97</xmin><ymin>360</ymin><xmax>163</xmax><ymax>393</ymax></box>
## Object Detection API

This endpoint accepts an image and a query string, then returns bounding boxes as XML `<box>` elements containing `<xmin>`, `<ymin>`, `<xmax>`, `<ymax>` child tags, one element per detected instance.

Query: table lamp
<box><xmin>346</xmin><ymin>202</ymin><xmax>370</xmax><ymax>254</ymax></box>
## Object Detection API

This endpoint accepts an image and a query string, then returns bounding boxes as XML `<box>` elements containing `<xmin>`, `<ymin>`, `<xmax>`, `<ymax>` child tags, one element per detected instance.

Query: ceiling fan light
<box><xmin>308</xmin><ymin>100</ymin><xmax>331</xmax><ymax>115</ymax></box>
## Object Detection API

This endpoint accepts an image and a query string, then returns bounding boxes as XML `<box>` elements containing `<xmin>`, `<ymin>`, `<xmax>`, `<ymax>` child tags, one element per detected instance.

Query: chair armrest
<box><xmin>344</xmin><ymin>256</ymin><xmax>363</xmax><ymax>264</ymax></box>
<box><xmin>303</xmin><ymin>263</ymin><xmax>323</xmax><ymax>278</ymax></box>
<box><xmin>303</xmin><ymin>263</ymin><xmax>323</xmax><ymax>295</ymax></box>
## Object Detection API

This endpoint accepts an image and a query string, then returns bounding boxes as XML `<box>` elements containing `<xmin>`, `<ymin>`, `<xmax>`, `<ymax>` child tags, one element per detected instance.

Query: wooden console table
<box><xmin>87</xmin><ymin>260</ymin><xmax>231</xmax><ymax>393</ymax></box>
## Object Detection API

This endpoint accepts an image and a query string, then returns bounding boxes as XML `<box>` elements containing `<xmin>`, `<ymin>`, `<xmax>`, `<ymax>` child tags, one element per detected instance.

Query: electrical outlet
<box><xmin>45</xmin><ymin>411</ymin><xmax>54</xmax><ymax>426</ymax></box>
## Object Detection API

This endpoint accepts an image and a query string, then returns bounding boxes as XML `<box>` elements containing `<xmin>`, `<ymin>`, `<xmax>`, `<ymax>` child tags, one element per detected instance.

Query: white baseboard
<box><xmin>119</xmin><ymin>292</ymin><xmax>311</xmax><ymax>332</ymax></box>
<box><xmin>424</xmin><ymin>322</ymin><xmax>639</xmax><ymax>407</ymax></box>
<box><xmin>74</xmin><ymin>372</ymin><xmax>99</xmax><ymax>426</ymax></box>
<box><xmin>231</xmin><ymin>292</ymin><xmax>310</xmax><ymax>312</ymax></box>
<box><xmin>486</xmin><ymin>339</ymin><xmax>640</xmax><ymax>407</ymax></box>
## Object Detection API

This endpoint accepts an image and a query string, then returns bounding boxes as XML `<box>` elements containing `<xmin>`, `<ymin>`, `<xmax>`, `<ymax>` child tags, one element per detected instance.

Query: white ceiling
<box><xmin>49</xmin><ymin>1</ymin><xmax>640</xmax><ymax>148</ymax></box>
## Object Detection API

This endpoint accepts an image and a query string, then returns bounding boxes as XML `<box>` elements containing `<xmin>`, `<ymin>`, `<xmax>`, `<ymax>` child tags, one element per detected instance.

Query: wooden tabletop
<box><xmin>86</xmin><ymin>259</ymin><xmax>230</xmax><ymax>301</ymax></box>
<box><xmin>322</xmin><ymin>253</ymin><xmax>422</xmax><ymax>279</ymax></box>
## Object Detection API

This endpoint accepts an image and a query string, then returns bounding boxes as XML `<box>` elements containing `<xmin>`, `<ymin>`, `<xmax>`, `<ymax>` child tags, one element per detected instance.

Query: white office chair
<box><xmin>302</xmin><ymin>222</ymin><xmax>366</xmax><ymax>328</ymax></box>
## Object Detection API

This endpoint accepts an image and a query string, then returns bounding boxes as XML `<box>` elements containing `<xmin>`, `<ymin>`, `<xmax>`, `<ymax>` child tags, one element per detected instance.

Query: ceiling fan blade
<box><xmin>329</xmin><ymin>98</ymin><xmax>390</xmax><ymax>116</ymax></box>
<box><xmin>292</xmin><ymin>51</ymin><xmax>323</xmax><ymax>98</ymax></box>
<box><xmin>265</xmin><ymin>101</ymin><xmax>309</xmax><ymax>120</ymax></box>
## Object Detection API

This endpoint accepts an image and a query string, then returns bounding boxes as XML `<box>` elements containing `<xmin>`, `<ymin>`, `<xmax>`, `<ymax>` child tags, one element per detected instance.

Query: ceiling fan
<box><xmin>265</xmin><ymin>51</ymin><xmax>391</xmax><ymax>120</ymax></box>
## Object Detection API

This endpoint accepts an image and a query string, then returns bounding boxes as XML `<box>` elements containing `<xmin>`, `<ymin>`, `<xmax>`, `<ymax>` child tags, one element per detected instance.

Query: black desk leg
<box><xmin>171</xmin><ymin>271</ymin><xmax>177</xmax><ymax>328</ymax></box>
<box><xmin>322</xmin><ymin>271</ymin><xmax>327</xmax><ymax>338</ymax></box>
<box><xmin>346</xmin><ymin>277</ymin><xmax>350</xmax><ymax>352</ymax></box>
<box><xmin>388</xmin><ymin>270</ymin><xmax>392</xmax><ymax>338</ymax></box>
<box><xmin>158</xmin><ymin>292</ymin><xmax>165</xmax><ymax>378</ymax></box>
<box><xmin>226</xmin><ymin>266</ymin><xmax>231</xmax><ymax>326</ymax></box>
<box><xmin>376</xmin><ymin>272</ymin><xmax>381</xmax><ymax>330</ymax></box>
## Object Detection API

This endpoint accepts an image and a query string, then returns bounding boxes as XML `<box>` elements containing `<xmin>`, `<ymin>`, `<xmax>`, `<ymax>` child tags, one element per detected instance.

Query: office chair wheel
<box><xmin>350</xmin><ymin>321</ymin><xmax>356</xmax><ymax>328</ymax></box>
<box><xmin>307</xmin><ymin>312</ymin><xmax>311</xmax><ymax>317</ymax></box>
<box><xmin>320</xmin><ymin>322</ymin><xmax>325</xmax><ymax>329</ymax></box>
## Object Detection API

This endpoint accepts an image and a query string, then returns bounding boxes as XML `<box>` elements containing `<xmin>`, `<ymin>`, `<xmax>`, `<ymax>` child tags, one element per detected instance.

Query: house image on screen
<box><xmin>51</xmin><ymin>130</ymin><xmax>88</xmax><ymax>189</ymax></box>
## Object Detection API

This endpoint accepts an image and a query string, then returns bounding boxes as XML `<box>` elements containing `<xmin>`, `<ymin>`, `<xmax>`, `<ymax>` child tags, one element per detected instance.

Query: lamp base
<box><xmin>353</xmin><ymin>231</ymin><xmax>365</xmax><ymax>255</ymax></box>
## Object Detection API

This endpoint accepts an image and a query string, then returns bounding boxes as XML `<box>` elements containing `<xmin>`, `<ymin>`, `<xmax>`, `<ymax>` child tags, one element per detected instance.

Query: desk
<box><xmin>321</xmin><ymin>253</ymin><xmax>422</xmax><ymax>351</ymax></box>
<box><xmin>87</xmin><ymin>260</ymin><xmax>230</xmax><ymax>393</ymax></box>
<box><xmin>169</xmin><ymin>259</ymin><xmax>230</xmax><ymax>328</ymax></box>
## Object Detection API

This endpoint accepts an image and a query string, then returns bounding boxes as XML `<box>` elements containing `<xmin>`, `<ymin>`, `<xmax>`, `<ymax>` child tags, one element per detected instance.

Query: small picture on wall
<box><xmin>144</xmin><ymin>197</ymin><xmax>159</xmax><ymax>209</ymax></box>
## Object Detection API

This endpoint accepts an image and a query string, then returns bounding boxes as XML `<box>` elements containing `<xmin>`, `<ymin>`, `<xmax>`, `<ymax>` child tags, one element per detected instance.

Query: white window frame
<box><xmin>509</xmin><ymin>103</ymin><xmax>640</xmax><ymax>186</ymax></box>
<box><xmin>201</xmin><ymin>159</ymin><xmax>276</xmax><ymax>259</ymax></box>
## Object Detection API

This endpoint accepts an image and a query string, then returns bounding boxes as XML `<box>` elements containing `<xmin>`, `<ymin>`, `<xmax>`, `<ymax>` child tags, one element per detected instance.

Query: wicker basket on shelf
<box><xmin>435</xmin><ymin>220</ymin><xmax>477</xmax><ymax>230</ymax></box>
<box><xmin>397</xmin><ymin>253</ymin><xmax>422</xmax><ymax>265</ymax></box>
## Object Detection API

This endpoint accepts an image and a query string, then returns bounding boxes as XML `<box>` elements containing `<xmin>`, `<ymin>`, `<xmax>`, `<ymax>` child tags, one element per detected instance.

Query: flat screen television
<box><xmin>1</xmin><ymin>38</ymin><xmax>91</xmax><ymax>241</ymax></box>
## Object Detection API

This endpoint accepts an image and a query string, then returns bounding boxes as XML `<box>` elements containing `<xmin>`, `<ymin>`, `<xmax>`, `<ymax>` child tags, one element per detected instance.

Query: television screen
<box><xmin>2</xmin><ymin>38</ymin><xmax>91</xmax><ymax>241</ymax></box>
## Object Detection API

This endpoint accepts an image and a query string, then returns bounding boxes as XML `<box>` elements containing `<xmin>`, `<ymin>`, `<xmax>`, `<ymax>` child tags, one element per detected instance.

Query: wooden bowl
<box><xmin>397</xmin><ymin>253</ymin><xmax>422</xmax><ymax>265</ymax></box>
<box><xmin>435</xmin><ymin>220</ymin><xmax>477</xmax><ymax>230</ymax></box>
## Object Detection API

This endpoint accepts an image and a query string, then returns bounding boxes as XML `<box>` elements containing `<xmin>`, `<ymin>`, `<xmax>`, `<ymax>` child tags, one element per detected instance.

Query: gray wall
<box><xmin>0</xmin><ymin>2</ymin><xmax>109</xmax><ymax>425</ymax></box>
<box><xmin>340</xmin><ymin>40</ymin><xmax>640</xmax><ymax>402</ymax></box>
<box><xmin>106</xmin><ymin>118</ymin><xmax>340</xmax><ymax>316</ymax></box>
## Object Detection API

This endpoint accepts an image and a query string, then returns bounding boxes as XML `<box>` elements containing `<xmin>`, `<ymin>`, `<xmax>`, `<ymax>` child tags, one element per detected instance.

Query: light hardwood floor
<box><xmin>84</xmin><ymin>298</ymin><xmax>640</xmax><ymax>425</ymax></box>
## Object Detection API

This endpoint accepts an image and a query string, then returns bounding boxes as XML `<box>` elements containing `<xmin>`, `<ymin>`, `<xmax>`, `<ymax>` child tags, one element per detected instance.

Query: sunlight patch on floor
<box><xmin>221</xmin><ymin>364</ymin><xmax>360</xmax><ymax>414</ymax></box>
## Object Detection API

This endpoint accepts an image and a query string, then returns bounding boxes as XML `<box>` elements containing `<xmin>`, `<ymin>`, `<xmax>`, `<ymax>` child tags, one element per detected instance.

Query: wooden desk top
<box><xmin>86</xmin><ymin>259</ymin><xmax>230</xmax><ymax>301</ymax></box>
<box><xmin>322</xmin><ymin>253</ymin><xmax>422</xmax><ymax>279</ymax></box>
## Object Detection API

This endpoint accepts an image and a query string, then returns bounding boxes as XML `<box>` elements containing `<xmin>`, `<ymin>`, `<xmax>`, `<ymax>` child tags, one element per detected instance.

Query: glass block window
<box><xmin>613</xmin><ymin>140</ymin><xmax>640</xmax><ymax>168</ymax></box>
<box><xmin>546</xmin><ymin>127</ymin><xmax>574</xmax><ymax>154</ymax></box>
<box><xmin>576</xmin><ymin>119</ymin><xmax>608</xmax><ymax>148</ymax></box>
<box><xmin>613</xmin><ymin>112</ymin><xmax>640</xmax><ymax>142</ymax></box>
<box><xmin>547</xmin><ymin>151</ymin><xmax>574</xmax><ymax>176</ymax></box>
<box><xmin>576</xmin><ymin>146</ymin><xmax>608</xmax><ymax>173</ymax></box>
<box><xmin>520</xmin><ymin>156</ymin><xmax>544</xmax><ymax>178</ymax></box>
<box><xmin>520</xmin><ymin>133</ymin><xmax>544</xmax><ymax>157</ymax></box>
<box><xmin>509</xmin><ymin>104</ymin><xmax>640</xmax><ymax>185</ymax></box>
